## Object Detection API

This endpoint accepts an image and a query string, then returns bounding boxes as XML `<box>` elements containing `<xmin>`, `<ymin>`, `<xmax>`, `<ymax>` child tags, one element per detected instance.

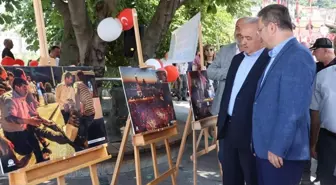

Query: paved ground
<box><xmin>0</xmin><ymin>137</ymin><xmax>222</xmax><ymax>185</ymax></box>
<box><xmin>0</xmin><ymin>138</ymin><xmax>320</xmax><ymax>185</ymax></box>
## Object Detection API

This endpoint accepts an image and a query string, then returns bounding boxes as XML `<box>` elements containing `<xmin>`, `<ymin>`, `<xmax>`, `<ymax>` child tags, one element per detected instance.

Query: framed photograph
<box><xmin>187</xmin><ymin>70</ymin><xmax>215</xmax><ymax>121</ymax></box>
<box><xmin>0</xmin><ymin>66</ymin><xmax>107</xmax><ymax>174</ymax></box>
<box><xmin>119</xmin><ymin>67</ymin><xmax>176</xmax><ymax>134</ymax></box>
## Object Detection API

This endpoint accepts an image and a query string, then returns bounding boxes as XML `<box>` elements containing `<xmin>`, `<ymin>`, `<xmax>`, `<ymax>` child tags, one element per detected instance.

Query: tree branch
<box><xmin>141</xmin><ymin>0</ymin><xmax>181</xmax><ymax>61</ymax></box>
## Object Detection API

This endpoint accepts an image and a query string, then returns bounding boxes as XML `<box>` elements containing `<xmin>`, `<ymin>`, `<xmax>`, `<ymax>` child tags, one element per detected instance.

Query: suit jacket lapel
<box><xmin>228</xmin><ymin>52</ymin><xmax>244</xmax><ymax>83</ymax></box>
<box><xmin>255</xmin><ymin>39</ymin><xmax>297</xmax><ymax>99</ymax></box>
<box><xmin>240</xmin><ymin>49</ymin><xmax>270</xmax><ymax>89</ymax></box>
<box><xmin>223</xmin><ymin>52</ymin><xmax>244</xmax><ymax>99</ymax></box>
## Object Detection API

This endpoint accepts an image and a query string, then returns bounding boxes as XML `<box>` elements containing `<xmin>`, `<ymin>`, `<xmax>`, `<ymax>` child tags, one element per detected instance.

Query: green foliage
<box><xmin>2</xmin><ymin>0</ymin><xmax>63</xmax><ymax>51</ymax></box>
<box><xmin>0</xmin><ymin>0</ymin><xmax>20</xmax><ymax>24</ymax></box>
<box><xmin>0</xmin><ymin>0</ymin><xmax>252</xmax><ymax>72</ymax></box>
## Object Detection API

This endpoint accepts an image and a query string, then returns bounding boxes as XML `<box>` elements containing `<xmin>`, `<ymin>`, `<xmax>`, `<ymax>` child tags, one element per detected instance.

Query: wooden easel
<box><xmin>110</xmin><ymin>9</ymin><xmax>178</xmax><ymax>185</ymax></box>
<box><xmin>33</xmin><ymin>0</ymin><xmax>56</xmax><ymax>66</ymax></box>
<box><xmin>175</xmin><ymin>24</ymin><xmax>222</xmax><ymax>185</ymax></box>
<box><xmin>9</xmin><ymin>144</ymin><xmax>111</xmax><ymax>185</ymax></box>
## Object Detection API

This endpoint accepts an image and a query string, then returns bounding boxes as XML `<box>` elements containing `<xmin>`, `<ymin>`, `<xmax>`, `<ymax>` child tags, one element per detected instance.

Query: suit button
<box><xmin>254</xmin><ymin>102</ymin><xmax>257</xmax><ymax>105</ymax></box>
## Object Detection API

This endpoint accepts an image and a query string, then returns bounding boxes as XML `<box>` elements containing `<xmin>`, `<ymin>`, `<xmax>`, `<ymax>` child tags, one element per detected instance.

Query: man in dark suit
<box><xmin>253</xmin><ymin>5</ymin><xmax>315</xmax><ymax>185</ymax></box>
<box><xmin>217</xmin><ymin>17</ymin><xmax>270</xmax><ymax>185</ymax></box>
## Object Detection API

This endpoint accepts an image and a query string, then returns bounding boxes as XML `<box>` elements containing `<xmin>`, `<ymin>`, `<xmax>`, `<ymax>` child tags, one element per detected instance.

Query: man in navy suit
<box><xmin>217</xmin><ymin>17</ymin><xmax>270</xmax><ymax>185</ymax></box>
<box><xmin>253</xmin><ymin>4</ymin><xmax>316</xmax><ymax>185</ymax></box>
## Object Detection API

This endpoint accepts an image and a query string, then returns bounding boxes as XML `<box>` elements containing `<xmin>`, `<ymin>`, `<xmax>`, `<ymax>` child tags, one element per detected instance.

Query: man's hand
<box><xmin>310</xmin><ymin>145</ymin><xmax>317</xmax><ymax>159</ymax></box>
<box><xmin>28</xmin><ymin>117</ymin><xmax>42</xmax><ymax>127</ymax></box>
<box><xmin>268</xmin><ymin>151</ymin><xmax>283</xmax><ymax>168</ymax></box>
<box><xmin>6</xmin><ymin>140</ymin><xmax>14</xmax><ymax>150</ymax></box>
<box><xmin>36</xmin><ymin>115</ymin><xmax>54</xmax><ymax>126</ymax></box>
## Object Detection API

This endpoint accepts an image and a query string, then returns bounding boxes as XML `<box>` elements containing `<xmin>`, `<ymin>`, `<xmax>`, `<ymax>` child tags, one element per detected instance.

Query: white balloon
<box><xmin>145</xmin><ymin>59</ymin><xmax>161</xmax><ymax>69</ymax></box>
<box><xmin>115</xmin><ymin>18</ymin><xmax>123</xmax><ymax>29</ymax></box>
<box><xmin>97</xmin><ymin>18</ymin><xmax>122</xmax><ymax>42</ymax></box>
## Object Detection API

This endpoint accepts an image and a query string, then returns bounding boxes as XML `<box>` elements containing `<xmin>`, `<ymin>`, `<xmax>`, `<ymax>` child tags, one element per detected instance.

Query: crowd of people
<box><xmin>206</xmin><ymin>4</ymin><xmax>336</xmax><ymax>185</ymax></box>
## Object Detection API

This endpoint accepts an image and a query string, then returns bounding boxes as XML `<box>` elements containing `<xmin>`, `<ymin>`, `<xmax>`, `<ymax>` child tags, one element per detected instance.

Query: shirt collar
<box><xmin>268</xmin><ymin>36</ymin><xmax>295</xmax><ymax>58</ymax></box>
<box><xmin>12</xmin><ymin>90</ymin><xmax>25</xmax><ymax>99</ymax></box>
<box><xmin>244</xmin><ymin>48</ymin><xmax>265</xmax><ymax>57</ymax></box>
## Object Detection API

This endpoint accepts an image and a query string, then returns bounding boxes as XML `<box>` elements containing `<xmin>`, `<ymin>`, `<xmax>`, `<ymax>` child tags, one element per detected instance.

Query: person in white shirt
<box><xmin>310</xmin><ymin>41</ymin><xmax>336</xmax><ymax>185</ymax></box>
<box><xmin>55</xmin><ymin>72</ymin><xmax>76</xmax><ymax>124</ymax></box>
<box><xmin>49</xmin><ymin>46</ymin><xmax>61</xmax><ymax>66</ymax></box>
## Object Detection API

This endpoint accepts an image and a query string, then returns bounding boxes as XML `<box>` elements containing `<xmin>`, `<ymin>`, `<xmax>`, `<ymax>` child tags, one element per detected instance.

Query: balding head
<box><xmin>235</xmin><ymin>17</ymin><xmax>259</xmax><ymax>51</ymax></box>
<box><xmin>3</xmin><ymin>39</ymin><xmax>13</xmax><ymax>49</ymax></box>
<box><xmin>234</xmin><ymin>17</ymin><xmax>247</xmax><ymax>41</ymax></box>
<box><xmin>240</xmin><ymin>17</ymin><xmax>263</xmax><ymax>55</ymax></box>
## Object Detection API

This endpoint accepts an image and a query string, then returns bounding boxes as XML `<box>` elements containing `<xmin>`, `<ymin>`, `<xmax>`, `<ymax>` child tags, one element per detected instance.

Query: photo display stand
<box><xmin>110</xmin><ymin>9</ymin><xmax>178</xmax><ymax>185</ymax></box>
<box><xmin>9</xmin><ymin>144</ymin><xmax>110</xmax><ymax>185</ymax></box>
<box><xmin>175</xmin><ymin>24</ymin><xmax>222</xmax><ymax>185</ymax></box>
<box><xmin>33</xmin><ymin>0</ymin><xmax>55</xmax><ymax>66</ymax></box>
<box><xmin>8</xmin><ymin>1</ymin><xmax>111</xmax><ymax>184</ymax></box>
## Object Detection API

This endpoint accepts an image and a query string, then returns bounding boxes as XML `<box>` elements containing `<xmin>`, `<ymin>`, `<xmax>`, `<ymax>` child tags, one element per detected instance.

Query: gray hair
<box><xmin>257</xmin><ymin>4</ymin><xmax>293</xmax><ymax>31</ymax></box>
<box><xmin>244</xmin><ymin>17</ymin><xmax>259</xmax><ymax>24</ymax></box>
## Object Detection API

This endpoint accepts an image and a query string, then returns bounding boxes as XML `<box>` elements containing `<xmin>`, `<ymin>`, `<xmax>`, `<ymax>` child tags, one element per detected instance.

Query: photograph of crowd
<box><xmin>119</xmin><ymin>67</ymin><xmax>176</xmax><ymax>134</ymax></box>
<box><xmin>0</xmin><ymin>66</ymin><xmax>107</xmax><ymax>174</ymax></box>
<box><xmin>187</xmin><ymin>71</ymin><xmax>215</xmax><ymax>121</ymax></box>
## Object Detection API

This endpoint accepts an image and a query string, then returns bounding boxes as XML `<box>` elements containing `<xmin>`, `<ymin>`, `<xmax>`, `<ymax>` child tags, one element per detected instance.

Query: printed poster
<box><xmin>119</xmin><ymin>67</ymin><xmax>176</xmax><ymax>134</ymax></box>
<box><xmin>167</xmin><ymin>12</ymin><xmax>201</xmax><ymax>64</ymax></box>
<box><xmin>187</xmin><ymin>70</ymin><xmax>215</xmax><ymax>121</ymax></box>
<box><xmin>0</xmin><ymin>66</ymin><xmax>107</xmax><ymax>174</ymax></box>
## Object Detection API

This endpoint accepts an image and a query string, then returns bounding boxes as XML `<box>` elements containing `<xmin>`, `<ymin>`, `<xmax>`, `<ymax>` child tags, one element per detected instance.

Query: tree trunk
<box><xmin>54</xmin><ymin>0</ymin><xmax>79</xmax><ymax>66</ymax></box>
<box><xmin>67</xmin><ymin>0</ymin><xmax>93</xmax><ymax>66</ymax></box>
<box><xmin>140</xmin><ymin>0</ymin><xmax>181</xmax><ymax>64</ymax></box>
<box><xmin>67</xmin><ymin>0</ymin><xmax>116</xmax><ymax>77</ymax></box>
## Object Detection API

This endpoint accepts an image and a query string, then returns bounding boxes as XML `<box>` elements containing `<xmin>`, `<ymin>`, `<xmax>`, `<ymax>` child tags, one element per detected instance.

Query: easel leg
<box><xmin>151</xmin><ymin>143</ymin><xmax>159</xmax><ymax>178</ymax></box>
<box><xmin>204</xmin><ymin>128</ymin><xmax>209</xmax><ymax>153</ymax></box>
<box><xmin>57</xmin><ymin>176</ymin><xmax>66</xmax><ymax>185</ymax></box>
<box><xmin>195</xmin><ymin>129</ymin><xmax>204</xmax><ymax>153</ymax></box>
<box><xmin>111</xmin><ymin>117</ymin><xmax>131</xmax><ymax>185</ymax></box>
<box><xmin>192</xmin><ymin>123</ymin><xmax>197</xmax><ymax>185</ymax></box>
<box><xmin>134</xmin><ymin>145</ymin><xmax>142</xmax><ymax>185</ymax></box>
<box><xmin>90</xmin><ymin>164</ymin><xmax>100</xmax><ymax>185</ymax></box>
<box><xmin>191</xmin><ymin>129</ymin><xmax>203</xmax><ymax>161</ymax></box>
<box><xmin>175</xmin><ymin>109</ymin><xmax>193</xmax><ymax>175</ymax></box>
<box><xmin>165</xmin><ymin>139</ymin><xmax>177</xmax><ymax>185</ymax></box>
<box><xmin>8</xmin><ymin>174</ymin><xmax>14</xmax><ymax>185</ymax></box>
